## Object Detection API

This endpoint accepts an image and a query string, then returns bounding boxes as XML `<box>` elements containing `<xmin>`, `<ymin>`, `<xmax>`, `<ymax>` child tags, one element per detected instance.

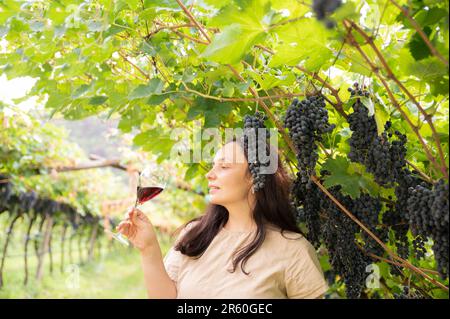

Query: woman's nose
<box><xmin>205</xmin><ymin>168</ymin><xmax>215</xmax><ymax>180</ymax></box>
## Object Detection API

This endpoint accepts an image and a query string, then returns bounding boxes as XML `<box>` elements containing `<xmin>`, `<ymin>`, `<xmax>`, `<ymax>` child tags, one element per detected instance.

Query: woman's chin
<box><xmin>208</xmin><ymin>194</ymin><xmax>223</xmax><ymax>205</ymax></box>
<box><xmin>209</xmin><ymin>197</ymin><xmax>220</xmax><ymax>204</ymax></box>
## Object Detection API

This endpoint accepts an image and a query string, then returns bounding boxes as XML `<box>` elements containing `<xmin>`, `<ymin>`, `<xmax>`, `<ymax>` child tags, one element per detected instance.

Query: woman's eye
<box><xmin>221</xmin><ymin>165</ymin><xmax>230</xmax><ymax>169</ymax></box>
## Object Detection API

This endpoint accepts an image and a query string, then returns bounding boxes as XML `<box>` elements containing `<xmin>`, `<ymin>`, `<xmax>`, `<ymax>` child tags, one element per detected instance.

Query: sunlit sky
<box><xmin>0</xmin><ymin>74</ymin><xmax>38</xmax><ymax>111</ymax></box>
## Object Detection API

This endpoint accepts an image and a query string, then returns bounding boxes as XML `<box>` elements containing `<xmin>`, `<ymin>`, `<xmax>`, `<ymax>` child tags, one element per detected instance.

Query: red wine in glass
<box><xmin>107</xmin><ymin>167</ymin><xmax>167</xmax><ymax>246</ymax></box>
<box><xmin>136</xmin><ymin>186</ymin><xmax>163</xmax><ymax>204</ymax></box>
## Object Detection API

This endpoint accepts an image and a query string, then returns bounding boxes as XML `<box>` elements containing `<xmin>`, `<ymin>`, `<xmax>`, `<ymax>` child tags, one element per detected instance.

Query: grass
<box><xmin>0</xmin><ymin>227</ymin><xmax>174</xmax><ymax>299</ymax></box>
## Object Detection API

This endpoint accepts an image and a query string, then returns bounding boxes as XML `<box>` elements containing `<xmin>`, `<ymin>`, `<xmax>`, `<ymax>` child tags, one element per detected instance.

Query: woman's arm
<box><xmin>140</xmin><ymin>243</ymin><xmax>177</xmax><ymax>299</ymax></box>
<box><xmin>116</xmin><ymin>208</ymin><xmax>177</xmax><ymax>299</ymax></box>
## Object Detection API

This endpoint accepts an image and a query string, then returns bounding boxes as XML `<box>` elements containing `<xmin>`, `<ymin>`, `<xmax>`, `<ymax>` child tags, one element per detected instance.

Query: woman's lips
<box><xmin>209</xmin><ymin>186</ymin><xmax>220</xmax><ymax>193</ymax></box>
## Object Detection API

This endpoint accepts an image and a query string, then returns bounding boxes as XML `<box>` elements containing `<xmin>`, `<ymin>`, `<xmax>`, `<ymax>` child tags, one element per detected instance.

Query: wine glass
<box><xmin>104</xmin><ymin>165</ymin><xmax>168</xmax><ymax>246</ymax></box>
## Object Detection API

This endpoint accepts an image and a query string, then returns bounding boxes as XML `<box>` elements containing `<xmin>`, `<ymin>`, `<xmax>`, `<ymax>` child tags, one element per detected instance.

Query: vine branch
<box><xmin>175</xmin><ymin>0</ymin><xmax>211</xmax><ymax>43</ymax></box>
<box><xmin>388</xmin><ymin>0</ymin><xmax>448</xmax><ymax>66</ymax></box>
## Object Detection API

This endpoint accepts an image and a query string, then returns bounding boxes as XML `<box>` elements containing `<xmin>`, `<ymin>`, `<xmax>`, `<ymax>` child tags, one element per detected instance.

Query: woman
<box><xmin>117</xmin><ymin>138</ymin><xmax>328</xmax><ymax>299</ymax></box>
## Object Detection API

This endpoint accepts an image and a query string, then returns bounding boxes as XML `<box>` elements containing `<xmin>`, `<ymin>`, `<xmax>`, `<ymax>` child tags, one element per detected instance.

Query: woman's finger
<box><xmin>116</xmin><ymin>221</ymin><xmax>127</xmax><ymax>232</ymax></box>
<box><xmin>123</xmin><ymin>221</ymin><xmax>131</xmax><ymax>234</ymax></box>
<box><xmin>132</xmin><ymin>209</ymin><xmax>149</xmax><ymax>225</ymax></box>
<box><xmin>129</xmin><ymin>225</ymin><xmax>137</xmax><ymax>240</ymax></box>
<box><xmin>123</xmin><ymin>222</ymin><xmax>131</xmax><ymax>236</ymax></box>
<box><xmin>116</xmin><ymin>223</ymin><xmax>124</xmax><ymax>232</ymax></box>
<box><xmin>125</xmin><ymin>220</ymin><xmax>133</xmax><ymax>235</ymax></box>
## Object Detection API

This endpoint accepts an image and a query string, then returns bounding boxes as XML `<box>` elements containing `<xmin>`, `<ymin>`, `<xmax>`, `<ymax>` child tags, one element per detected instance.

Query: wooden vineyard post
<box><xmin>77</xmin><ymin>229</ymin><xmax>84</xmax><ymax>265</ymax></box>
<box><xmin>96</xmin><ymin>234</ymin><xmax>102</xmax><ymax>260</ymax></box>
<box><xmin>48</xmin><ymin>222</ymin><xmax>54</xmax><ymax>275</ymax></box>
<box><xmin>0</xmin><ymin>206</ymin><xmax>20</xmax><ymax>288</ymax></box>
<box><xmin>36</xmin><ymin>215</ymin><xmax>53</xmax><ymax>281</ymax></box>
<box><xmin>34</xmin><ymin>215</ymin><xmax>46</xmax><ymax>261</ymax></box>
<box><xmin>60</xmin><ymin>223</ymin><xmax>68</xmax><ymax>273</ymax></box>
<box><xmin>88</xmin><ymin>225</ymin><xmax>98</xmax><ymax>262</ymax></box>
<box><xmin>24</xmin><ymin>211</ymin><xmax>37</xmax><ymax>285</ymax></box>
<box><xmin>68</xmin><ymin>228</ymin><xmax>74</xmax><ymax>265</ymax></box>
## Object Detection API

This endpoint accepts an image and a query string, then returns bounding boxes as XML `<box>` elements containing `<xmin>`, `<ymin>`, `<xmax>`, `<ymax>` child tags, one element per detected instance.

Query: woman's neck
<box><xmin>223</xmin><ymin>199</ymin><xmax>256</xmax><ymax>232</ymax></box>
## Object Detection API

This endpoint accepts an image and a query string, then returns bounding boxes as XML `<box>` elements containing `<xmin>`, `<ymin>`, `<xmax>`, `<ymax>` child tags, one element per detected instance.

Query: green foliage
<box><xmin>1</xmin><ymin>0</ymin><xmax>448</xmax><ymax>299</ymax></box>
<box><xmin>321</xmin><ymin>156</ymin><xmax>379</xmax><ymax>198</ymax></box>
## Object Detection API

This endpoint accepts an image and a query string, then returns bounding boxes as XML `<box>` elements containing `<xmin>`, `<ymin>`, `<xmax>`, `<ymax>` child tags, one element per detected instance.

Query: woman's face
<box><xmin>205</xmin><ymin>142</ymin><xmax>253</xmax><ymax>205</ymax></box>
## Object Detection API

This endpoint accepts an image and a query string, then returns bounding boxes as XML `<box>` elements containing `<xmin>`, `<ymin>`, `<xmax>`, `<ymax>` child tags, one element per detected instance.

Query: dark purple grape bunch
<box><xmin>348</xmin><ymin>82</ymin><xmax>370</xmax><ymax>98</ymax></box>
<box><xmin>407</xmin><ymin>179</ymin><xmax>449</xmax><ymax>279</ymax></box>
<box><xmin>0</xmin><ymin>175</ymin><xmax>13</xmax><ymax>213</ymax></box>
<box><xmin>346</xmin><ymin>83</ymin><xmax>409</xmax><ymax>187</ymax></box>
<box><xmin>284</xmin><ymin>95</ymin><xmax>335</xmax><ymax>187</ymax></box>
<box><xmin>312</xmin><ymin>0</ymin><xmax>343</xmax><ymax>29</ymax></box>
<box><xmin>243</xmin><ymin>112</ymin><xmax>271</xmax><ymax>193</ymax></box>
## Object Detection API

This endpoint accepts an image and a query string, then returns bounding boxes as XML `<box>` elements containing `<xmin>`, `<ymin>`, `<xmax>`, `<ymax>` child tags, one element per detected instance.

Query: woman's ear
<box><xmin>245</xmin><ymin>167</ymin><xmax>253</xmax><ymax>183</ymax></box>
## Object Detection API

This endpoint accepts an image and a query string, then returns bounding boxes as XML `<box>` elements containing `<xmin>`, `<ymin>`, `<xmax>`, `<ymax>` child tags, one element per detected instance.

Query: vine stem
<box><xmin>171</xmin><ymin>28</ymin><xmax>210</xmax><ymax>45</ymax></box>
<box><xmin>118</xmin><ymin>51</ymin><xmax>150</xmax><ymax>80</ymax></box>
<box><xmin>345</xmin><ymin>20</ymin><xmax>448</xmax><ymax>180</ymax></box>
<box><xmin>366</xmin><ymin>251</ymin><xmax>441</xmax><ymax>276</ymax></box>
<box><xmin>144</xmin><ymin>22</ymin><xmax>195</xmax><ymax>39</ymax></box>
<box><xmin>406</xmin><ymin>159</ymin><xmax>435</xmax><ymax>184</ymax></box>
<box><xmin>388</xmin><ymin>0</ymin><xmax>448</xmax><ymax>67</ymax></box>
<box><xmin>181</xmin><ymin>83</ymin><xmax>305</xmax><ymax>102</ymax></box>
<box><xmin>267</xmin><ymin>16</ymin><xmax>305</xmax><ymax>30</ymax></box>
<box><xmin>295</xmin><ymin>66</ymin><xmax>347</xmax><ymax>119</ymax></box>
<box><xmin>175</xmin><ymin>0</ymin><xmax>211</xmax><ymax>43</ymax></box>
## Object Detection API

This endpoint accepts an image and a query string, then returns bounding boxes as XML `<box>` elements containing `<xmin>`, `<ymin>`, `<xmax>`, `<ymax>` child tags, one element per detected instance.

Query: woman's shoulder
<box><xmin>265</xmin><ymin>223</ymin><xmax>304</xmax><ymax>238</ymax></box>
<box><xmin>265</xmin><ymin>224</ymin><xmax>313</xmax><ymax>252</ymax></box>
<box><xmin>176</xmin><ymin>219</ymin><xmax>201</xmax><ymax>233</ymax></box>
<box><xmin>172</xmin><ymin>219</ymin><xmax>201</xmax><ymax>244</ymax></box>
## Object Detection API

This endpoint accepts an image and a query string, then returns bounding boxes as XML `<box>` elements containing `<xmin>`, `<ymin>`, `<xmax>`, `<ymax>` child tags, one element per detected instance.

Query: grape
<box><xmin>312</xmin><ymin>0</ymin><xmax>342</xmax><ymax>28</ymax></box>
<box><xmin>394</xmin><ymin>286</ymin><xmax>427</xmax><ymax>299</ymax></box>
<box><xmin>347</xmin><ymin>83</ymin><xmax>409</xmax><ymax>187</ymax></box>
<box><xmin>412</xmin><ymin>235</ymin><xmax>427</xmax><ymax>260</ymax></box>
<box><xmin>19</xmin><ymin>191</ymin><xmax>38</xmax><ymax>213</ymax></box>
<box><xmin>382</xmin><ymin>204</ymin><xmax>410</xmax><ymax>262</ymax></box>
<box><xmin>285</xmin><ymin>87</ymin><xmax>448</xmax><ymax>297</ymax></box>
<box><xmin>353</xmin><ymin>194</ymin><xmax>387</xmax><ymax>257</ymax></box>
<box><xmin>320</xmin><ymin>186</ymin><xmax>371</xmax><ymax>299</ymax></box>
<box><xmin>287</xmin><ymin>95</ymin><xmax>375</xmax><ymax>298</ymax></box>
<box><xmin>292</xmin><ymin>178</ymin><xmax>322</xmax><ymax>248</ymax></box>
<box><xmin>295</xmin><ymin>206</ymin><xmax>306</xmax><ymax>224</ymax></box>
<box><xmin>293</xmin><ymin>174</ymin><xmax>373</xmax><ymax>298</ymax></box>
<box><xmin>407</xmin><ymin>179</ymin><xmax>449</xmax><ymax>279</ymax></box>
<box><xmin>386</xmin><ymin>169</ymin><xmax>426</xmax><ymax>260</ymax></box>
<box><xmin>0</xmin><ymin>177</ymin><xmax>13</xmax><ymax>213</ymax></box>
<box><xmin>284</xmin><ymin>95</ymin><xmax>335</xmax><ymax>189</ymax></box>
<box><xmin>243</xmin><ymin>112</ymin><xmax>271</xmax><ymax>192</ymax></box>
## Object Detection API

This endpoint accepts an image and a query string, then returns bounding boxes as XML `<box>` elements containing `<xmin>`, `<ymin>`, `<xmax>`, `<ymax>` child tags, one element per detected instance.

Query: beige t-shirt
<box><xmin>163</xmin><ymin>222</ymin><xmax>329</xmax><ymax>299</ymax></box>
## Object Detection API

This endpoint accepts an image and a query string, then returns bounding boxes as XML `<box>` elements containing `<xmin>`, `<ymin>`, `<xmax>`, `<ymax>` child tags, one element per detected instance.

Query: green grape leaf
<box><xmin>321</xmin><ymin>156</ymin><xmax>377</xmax><ymax>199</ymax></box>
<box><xmin>200</xmin><ymin>24</ymin><xmax>266</xmax><ymax>64</ymax></box>
<box><xmin>128</xmin><ymin>78</ymin><xmax>164</xmax><ymax>100</ymax></box>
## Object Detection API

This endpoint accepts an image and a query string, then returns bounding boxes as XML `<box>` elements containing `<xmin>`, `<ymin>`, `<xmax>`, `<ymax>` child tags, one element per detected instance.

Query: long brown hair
<box><xmin>172</xmin><ymin>137</ymin><xmax>304</xmax><ymax>275</ymax></box>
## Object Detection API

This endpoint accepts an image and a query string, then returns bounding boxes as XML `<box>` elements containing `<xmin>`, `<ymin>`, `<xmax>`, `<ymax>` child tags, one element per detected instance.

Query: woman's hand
<box><xmin>116</xmin><ymin>208</ymin><xmax>158</xmax><ymax>253</ymax></box>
